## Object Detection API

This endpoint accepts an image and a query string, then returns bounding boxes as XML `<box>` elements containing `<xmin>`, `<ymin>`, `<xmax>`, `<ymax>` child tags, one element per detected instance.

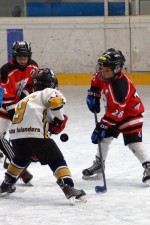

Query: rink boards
<box><xmin>57</xmin><ymin>73</ymin><xmax>150</xmax><ymax>85</ymax></box>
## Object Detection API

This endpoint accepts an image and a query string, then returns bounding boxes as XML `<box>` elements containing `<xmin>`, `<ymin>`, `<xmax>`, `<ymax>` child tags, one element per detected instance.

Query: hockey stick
<box><xmin>3</xmin><ymin>156</ymin><xmax>31</xmax><ymax>183</ymax></box>
<box><xmin>3</xmin><ymin>156</ymin><xmax>32</xmax><ymax>183</ymax></box>
<box><xmin>15</xmin><ymin>160</ymin><xmax>32</xmax><ymax>183</ymax></box>
<box><xmin>0</xmin><ymin>151</ymin><xmax>3</xmax><ymax>158</ymax></box>
<box><xmin>94</xmin><ymin>111</ymin><xmax>107</xmax><ymax>193</ymax></box>
<box><xmin>3</xmin><ymin>156</ymin><xmax>9</xmax><ymax>169</ymax></box>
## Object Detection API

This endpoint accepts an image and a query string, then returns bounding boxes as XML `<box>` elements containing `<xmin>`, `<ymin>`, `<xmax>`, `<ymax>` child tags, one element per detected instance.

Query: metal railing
<box><xmin>1</xmin><ymin>1</ymin><xmax>150</xmax><ymax>17</ymax></box>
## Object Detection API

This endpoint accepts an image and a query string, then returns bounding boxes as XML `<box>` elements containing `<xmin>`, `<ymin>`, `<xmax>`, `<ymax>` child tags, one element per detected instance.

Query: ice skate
<box><xmin>0</xmin><ymin>175</ymin><xmax>16</xmax><ymax>197</ymax></box>
<box><xmin>20</xmin><ymin>170</ymin><xmax>33</xmax><ymax>185</ymax></box>
<box><xmin>57</xmin><ymin>179</ymin><xmax>87</xmax><ymax>205</ymax></box>
<box><xmin>82</xmin><ymin>157</ymin><xmax>104</xmax><ymax>180</ymax></box>
<box><xmin>142</xmin><ymin>163</ymin><xmax>150</xmax><ymax>186</ymax></box>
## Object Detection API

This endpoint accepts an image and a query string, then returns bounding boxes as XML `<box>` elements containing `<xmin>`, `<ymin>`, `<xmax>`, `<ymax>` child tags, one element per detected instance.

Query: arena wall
<box><xmin>0</xmin><ymin>16</ymin><xmax>150</xmax><ymax>85</ymax></box>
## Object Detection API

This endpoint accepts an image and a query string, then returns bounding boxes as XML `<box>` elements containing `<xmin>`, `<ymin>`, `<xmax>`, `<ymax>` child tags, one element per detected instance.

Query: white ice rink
<box><xmin>0</xmin><ymin>85</ymin><xmax>150</xmax><ymax>225</ymax></box>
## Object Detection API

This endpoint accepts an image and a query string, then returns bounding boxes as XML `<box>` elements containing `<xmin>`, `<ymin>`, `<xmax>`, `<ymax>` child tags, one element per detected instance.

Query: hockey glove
<box><xmin>0</xmin><ymin>86</ymin><xmax>3</xmax><ymax>108</ymax></box>
<box><xmin>86</xmin><ymin>89</ymin><xmax>101</xmax><ymax>113</ymax></box>
<box><xmin>91</xmin><ymin>122</ymin><xmax>108</xmax><ymax>144</ymax></box>
<box><xmin>49</xmin><ymin>115</ymin><xmax>68</xmax><ymax>134</ymax></box>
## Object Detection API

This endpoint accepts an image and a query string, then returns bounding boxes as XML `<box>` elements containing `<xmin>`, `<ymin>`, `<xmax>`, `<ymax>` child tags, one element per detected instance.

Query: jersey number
<box><xmin>112</xmin><ymin>110</ymin><xmax>124</xmax><ymax>118</ymax></box>
<box><xmin>12</xmin><ymin>99</ymin><xmax>29</xmax><ymax>124</ymax></box>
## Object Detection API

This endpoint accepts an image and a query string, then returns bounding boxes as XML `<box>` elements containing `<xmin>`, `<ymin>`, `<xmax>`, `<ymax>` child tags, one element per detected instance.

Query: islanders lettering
<box><xmin>9</xmin><ymin>127</ymin><xmax>40</xmax><ymax>134</ymax></box>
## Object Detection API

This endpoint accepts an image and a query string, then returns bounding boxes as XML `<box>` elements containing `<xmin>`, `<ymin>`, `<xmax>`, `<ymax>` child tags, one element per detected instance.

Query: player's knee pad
<box><xmin>54</xmin><ymin>166</ymin><xmax>72</xmax><ymax>180</ymax></box>
<box><xmin>128</xmin><ymin>142</ymin><xmax>150</xmax><ymax>164</ymax></box>
<box><xmin>7</xmin><ymin>162</ymin><xmax>25</xmax><ymax>178</ymax></box>
<box><xmin>7</xmin><ymin>158</ymin><xmax>29</xmax><ymax>178</ymax></box>
<box><xmin>49</xmin><ymin>158</ymin><xmax>72</xmax><ymax>182</ymax></box>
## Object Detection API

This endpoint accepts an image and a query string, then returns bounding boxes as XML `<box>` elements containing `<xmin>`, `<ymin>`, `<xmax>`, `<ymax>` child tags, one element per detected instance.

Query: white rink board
<box><xmin>0</xmin><ymin>16</ymin><xmax>150</xmax><ymax>73</ymax></box>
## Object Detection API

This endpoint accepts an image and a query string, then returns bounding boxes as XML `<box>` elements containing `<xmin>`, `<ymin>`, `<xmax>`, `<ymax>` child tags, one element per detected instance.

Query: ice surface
<box><xmin>0</xmin><ymin>86</ymin><xmax>150</xmax><ymax>225</ymax></box>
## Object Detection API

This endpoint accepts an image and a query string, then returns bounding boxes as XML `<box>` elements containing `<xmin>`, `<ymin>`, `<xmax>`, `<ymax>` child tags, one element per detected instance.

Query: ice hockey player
<box><xmin>0</xmin><ymin>68</ymin><xmax>87</xmax><ymax>205</ymax></box>
<box><xmin>0</xmin><ymin>85</ymin><xmax>3</xmax><ymax>108</ymax></box>
<box><xmin>82</xmin><ymin>48</ymin><xmax>150</xmax><ymax>186</ymax></box>
<box><xmin>0</xmin><ymin>85</ymin><xmax>3</xmax><ymax>158</ymax></box>
<box><xmin>0</xmin><ymin>41</ymin><xmax>38</xmax><ymax>184</ymax></box>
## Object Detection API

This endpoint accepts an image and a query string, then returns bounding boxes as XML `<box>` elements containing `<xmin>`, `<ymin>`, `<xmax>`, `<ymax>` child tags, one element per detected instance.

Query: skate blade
<box><xmin>0</xmin><ymin>191</ymin><xmax>12</xmax><ymax>197</ymax></box>
<box><xmin>82</xmin><ymin>173</ymin><xmax>102</xmax><ymax>181</ymax></box>
<box><xmin>69</xmin><ymin>195</ymin><xmax>87</xmax><ymax>205</ymax></box>
<box><xmin>24</xmin><ymin>181</ymin><xmax>33</xmax><ymax>186</ymax></box>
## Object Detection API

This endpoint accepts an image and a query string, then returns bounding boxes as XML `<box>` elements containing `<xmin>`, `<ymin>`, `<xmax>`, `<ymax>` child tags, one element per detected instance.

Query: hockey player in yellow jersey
<box><xmin>0</xmin><ymin>68</ymin><xmax>86</xmax><ymax>205</ymax></box>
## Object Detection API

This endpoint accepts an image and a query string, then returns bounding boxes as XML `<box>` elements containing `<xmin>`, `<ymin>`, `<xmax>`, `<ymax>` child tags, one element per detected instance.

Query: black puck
<box><xmin>60</xmin><ymin>133</ymin><xmax>69</xmax><ymax>142</ymax></box>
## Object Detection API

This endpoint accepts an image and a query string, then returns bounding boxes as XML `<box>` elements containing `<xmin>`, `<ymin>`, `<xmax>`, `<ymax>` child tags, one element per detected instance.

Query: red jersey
<box><xmin>91</xmin><ymin>71</ymin><xmax>144</xmax><ymax>134</ymax></box>
<box><xmin>0</xmin><ymin>60</ymin><xmax>38</xmax><ymax>119</ymax></box>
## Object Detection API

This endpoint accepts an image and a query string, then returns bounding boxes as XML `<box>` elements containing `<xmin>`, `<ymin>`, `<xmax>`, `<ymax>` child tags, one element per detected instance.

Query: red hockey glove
<box><xmin>49</xmin><ymin>115</ymin><xmax>68</xmax><ymax>134</ymax></box>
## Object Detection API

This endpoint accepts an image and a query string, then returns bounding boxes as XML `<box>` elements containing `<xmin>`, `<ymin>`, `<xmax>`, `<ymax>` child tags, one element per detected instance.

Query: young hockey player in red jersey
<box><xmin>0</xmin><ymin>41</ymin><xmax>38</xmax><ymax>184</ymax></box>
<box><xmin>0</xmin><ymin>86</ymin><xmax>3</xmax><ymax>158</ymax></box>
<box><xmin>0</xmin><ymin>68</ymin><xmax>86</xmax><ymax>205</ymax></box>
<box><xmin>0</xmin><ymin>86</ymin><xmax>3</xmax><ymax>108</ymax></box>
<box><xmin>82</xmin><ymin>48</ymin><xmax>150</xmax><ymax>185</ymax></box>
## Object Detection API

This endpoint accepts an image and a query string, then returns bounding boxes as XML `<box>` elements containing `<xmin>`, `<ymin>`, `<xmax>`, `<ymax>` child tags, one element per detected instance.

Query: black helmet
<box><xmin>33</xmin><ymin>68</ymin><xmax>58</xmax><ymax>91</ymax></box>
<box><xmin>97</xmin><ymin>48</ymin><xmax>126</xmax><ymax>76</ymax></box>
<box><xmin>12</xmin><ymin>41</ymin><xmax>32</xmax><ymax>59</ymax></box>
